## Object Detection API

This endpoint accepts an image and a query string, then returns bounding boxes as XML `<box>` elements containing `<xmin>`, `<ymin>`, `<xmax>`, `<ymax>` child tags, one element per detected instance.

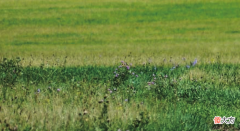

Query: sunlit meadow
<box><xmin>1</xmin><ymin>0</ymin><xmax>240</xmax><ymax>130</ymax></box>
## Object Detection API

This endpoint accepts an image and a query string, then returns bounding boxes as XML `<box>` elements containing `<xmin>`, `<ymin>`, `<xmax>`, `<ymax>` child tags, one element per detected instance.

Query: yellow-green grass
<box><xmin>1</xmin><ymin>0</ymin><xmax>240</xmax><ymax>66</ymax></box>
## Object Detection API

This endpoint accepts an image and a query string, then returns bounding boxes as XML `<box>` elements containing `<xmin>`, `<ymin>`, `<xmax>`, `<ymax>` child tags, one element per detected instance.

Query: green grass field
<box><xmin>1</xmin><ymin>0</ymin><xmax>240</xmax><ymax>66</ymax></box>
<box><xmin>1</xmin><ymin>0</ymin><xmax>240</xmax><ymax>130</ymax></box>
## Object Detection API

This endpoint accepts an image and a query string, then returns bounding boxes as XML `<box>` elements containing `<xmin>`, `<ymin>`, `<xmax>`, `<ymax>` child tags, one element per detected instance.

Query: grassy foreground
<box><xmin>0</xmin><ymin>58</ymin><xmax>240</xmax><ymax>130</ymax></box>
<box><xmin>1</xmin><ymin>0</ymin><xmax>240</xmax><ymax>66</ymax></box>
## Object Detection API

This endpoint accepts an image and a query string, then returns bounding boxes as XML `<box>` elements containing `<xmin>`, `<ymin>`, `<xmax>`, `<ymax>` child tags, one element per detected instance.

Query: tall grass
<box><xmin>0</xmin><ymin>58</ymin><xmax>240</xmax><ymax>130</ymax></box>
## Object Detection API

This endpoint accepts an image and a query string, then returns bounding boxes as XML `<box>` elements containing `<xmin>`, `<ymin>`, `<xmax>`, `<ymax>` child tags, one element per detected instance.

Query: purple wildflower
<box><xmin>119</xmin><ymin>65</ymin><xmax>122</xmax><ymax>68</ymax></box>
<box><xmin>186</xmin><ymin>65</ymin><xmax>190</xmax><ymax>68</ymax></box>
<box><xmin>121</xmin><ymin>61</ymin><xmax>124</xmax><ymax>63</ymax></box>
<box><xmin>132</xmin><ymin>72</ymin><xmax>135</xmax><ymax>75</ymax></box>
<box><xmin>37</xmin><ymin>89</ymin><xmax>40</xmax><ymax>93</ymax></box>
<box><xmin>114</xmin><ymin>71</ymin><xmax>116</xmax><ymax>74</ymax></box>
<box><xmin>115</xmin><ymin>68</ymin><xmax>118</xmax><ymax>70</ymax></box>
<box><xmin>192</xmin><ymin>59</ymin><xmax>197</xmax><ymax>66</ymax></box>
<box><xmin>115</xmin><ymin>74</ymin><xmax>119</xmax><ymax>77</ymax></box>
<box><xmin>125</xmin><ymin>99</ymin><xmax>128</xmax><ymax>102</ymax></box>
<box><xmin>126</xmin><ymin>66</ymin><xmax>130</xmax><ymax>70</ymax></box>
<box><xmin>109</xmin><ymin>90</ymin><xmax>113</xmax><ymax>94</ymax></box>
<box><xmin>136</xmin><ymin>75</ymin><xmax>138</xmax><ymax>77</ymax></box>
<box><xmin>57</xmin><ymin>89</ymin><xmax>60</xmax><ymax>92</ymax></box>
<box><xmin>151</xmin><ymin>82</ymin><xmax>155</xmax><ymax>85</ymax></box>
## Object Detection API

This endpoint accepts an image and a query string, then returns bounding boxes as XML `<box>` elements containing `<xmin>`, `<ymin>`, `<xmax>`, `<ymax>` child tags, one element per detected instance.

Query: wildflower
<box><xmin>171</xmin><ymin>66</ymin><xmax>176</xmax><ymax>70</ymax></box>
<box><xmin>109</xmin><ymin>90</ymin><xmax>113</xmax><ymax>94</ymax></box>
<box><xmin>153</xmin><ymin>74</ymin><xmax>155</xmax><ymax>77</ymax></box>
<box><xmin>125</xmin><ymin>99</ymin><xmax>128</xmax><ymax>102</ymax></box>
<box><xmin>154</xmin><ymin>77</ymin><xmax>156</xmax><ymax>80</ymax></box>
<box><xmin>114</xmin><ymin>71</ymin><xmax>116</xmax><ymax>74</ymax></box>
<box><xmin>132</xmin><ymin>72</ymin><xmax>135</xmax><ymax>75</ymax></box>
<box><xmin>115</xmin><ymin>74</ymin><xmax>119</xmax><ymax>77</ymax></box>
<box><xmin>126</xmin><ymin>66</ymin><xmax>130</xmax><ymax>70</ymax></box>
<box><xmin>121</xmin><ymin>61</ymin><xmax>124</xmax><ymax>63</ymax></box>
<box><xmin>186</xmin><ymin>65</ymin><xmax>190</xmax><ymax>68</ymax></box>
<box><xmin>119</xmin><ymin>65</ymin><xmax>122</xmax><ymax>68</ymax></box>
<box><xmin>151</xmin><ymin>82</ymin><xmax>155</xmax><ymax>85</ymax></box>
<box><xmin>154</xmin><ymin>66</ymin><xmax>156</xmax><ymax>70</ymax></box>
<box><xmin>37</xmin><ymin>89</ymin><xmax>40</xmax><ymax>93</ymax></box>
<box><xmin>165</xmin><ymin>75</ymin><xmax>168</xmax><ymax>78</ymax></box>
<box><xmin>192</xmin><ymin>59</ymin><xmax>197</xmax><ymax>66</ymax></box>
<box><xmin>57</xmin><ymin>89</ymin><xmax>60</xmax><ymax>92</ymax></box>
<box><xmin>136</xmin><ymin>75</ymin><xmax>138</xmax><ymax>77</ymax></box>
<box><xmin>115</xmin><ymin>68</ymin><xmax>118</xmax><ymax>70</ymax></box>
<box><xmin>114</xmin><ymin>88</ymin><xmax>117</xmax><ymax>91</ymax></box>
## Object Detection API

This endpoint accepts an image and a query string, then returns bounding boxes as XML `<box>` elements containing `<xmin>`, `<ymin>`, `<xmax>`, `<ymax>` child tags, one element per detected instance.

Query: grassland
<box><xmin>1</xmin><ymin>0</ymin><xmax>240</xmax><ymax>130</ymax></box>
<box><xmin>1</xmin><ymin>0</ymin><xmax>240</xmax><ymax>66</ymax></box>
